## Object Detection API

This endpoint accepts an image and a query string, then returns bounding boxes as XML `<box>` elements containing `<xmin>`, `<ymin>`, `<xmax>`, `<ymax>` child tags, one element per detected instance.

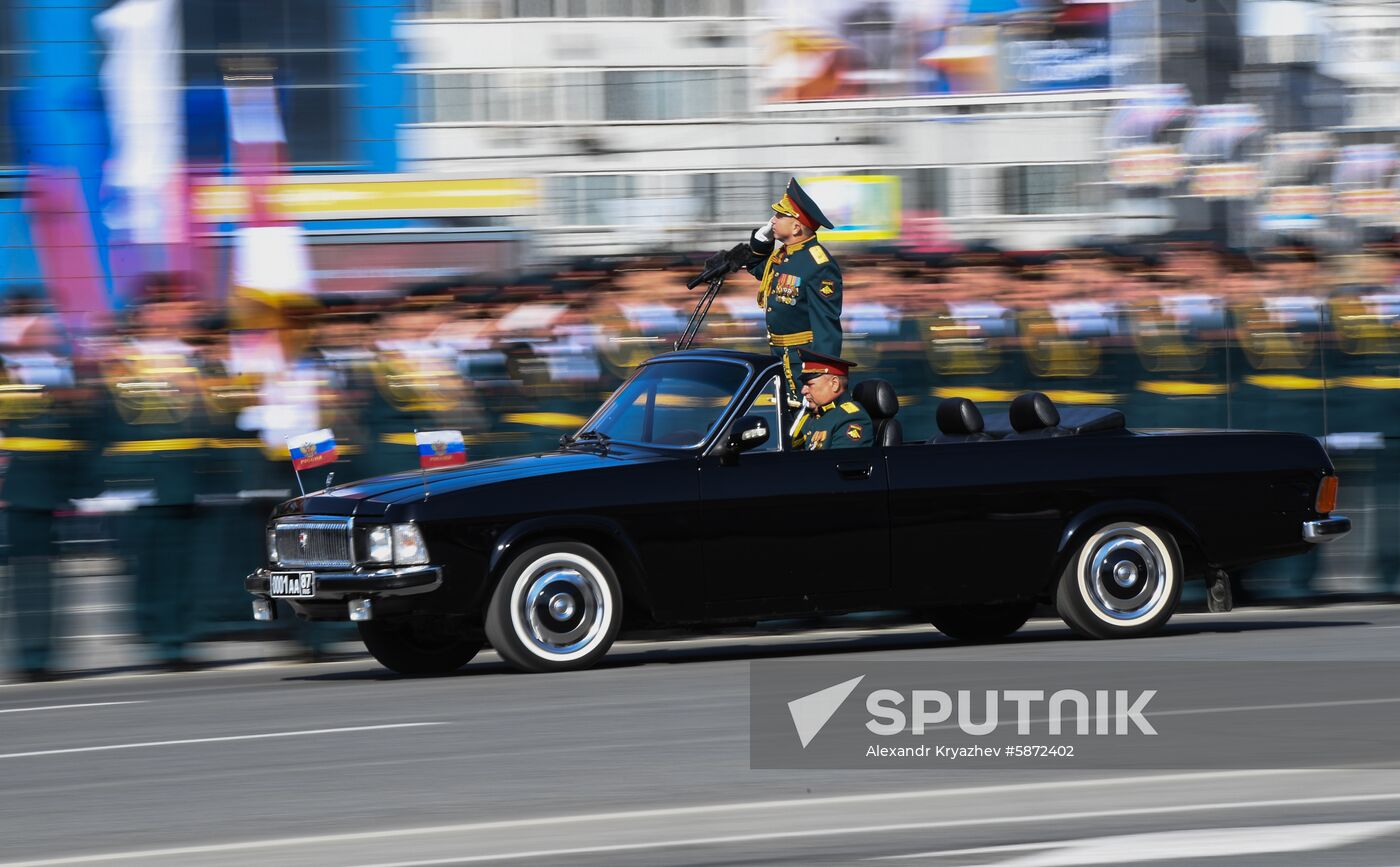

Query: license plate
<box><xmin>268</xmin><ymin>571</ymin><xmax>316</xmax><ymax>598</ymax></box>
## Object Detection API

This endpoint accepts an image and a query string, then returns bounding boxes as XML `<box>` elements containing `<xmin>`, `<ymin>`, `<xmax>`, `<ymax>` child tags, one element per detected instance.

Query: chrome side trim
<box><xmin>1303</xmin><ymin>516</ymin><xmax>1352</xmax><ymax>543</ymax></box>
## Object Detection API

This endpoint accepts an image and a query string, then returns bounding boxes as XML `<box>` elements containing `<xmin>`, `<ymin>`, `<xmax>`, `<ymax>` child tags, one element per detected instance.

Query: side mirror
<box><xmin>724</xmin><ymin>415</ymin><xmax>770</xmax><ymax>454</ymax></box>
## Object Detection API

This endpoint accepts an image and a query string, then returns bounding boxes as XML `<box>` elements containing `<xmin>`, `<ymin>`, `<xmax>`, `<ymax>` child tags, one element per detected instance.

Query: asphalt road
<box><xmin>3</xmin><ymin>604</ymin><xmax>1400</xmax><ymax>867</ymax></box>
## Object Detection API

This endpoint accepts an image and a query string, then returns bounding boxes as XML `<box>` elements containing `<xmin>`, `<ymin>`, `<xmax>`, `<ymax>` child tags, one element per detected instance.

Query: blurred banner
<box><xmin>191</xmin><ymin>176</ymin><xmax>540</xmax><ymax>223</ymax></box>
<box><xmin>1183</xmin><ymin>104</ymin><xmax>1263</xmax><ymax>200</ymax></box>
<box><xmin>1332</xmin><ymin>145</ymin><xmax>1399</xmax><ymax>225</ymax></box>
<box><xmin>760</xmin><ymin>0</ymin><xmax>1141</xmax><ymax>103</ymax></box>
<box><xmin>1258</xmin><ymin>133</ymin><xmax>1334</xmax><ymax>233</ymax></box>
<box><xmin>1106</xmin><ymin>84</ymin><xmax>1192</xmax><ymax>189</ymax></box>
<box><xmin>1259</xmin><ymin>185</ymin><xmax>1330</xmax><ymax>233</ymax></box>
<box><xmin>95</xmin><ymin>0</ymin><xmax>185</xmax><ymax>248</ymax></box>
<box><xmin>795</xmin><ymin>174</ymin><xmax>901</xmax><ymax>241</ymax></box>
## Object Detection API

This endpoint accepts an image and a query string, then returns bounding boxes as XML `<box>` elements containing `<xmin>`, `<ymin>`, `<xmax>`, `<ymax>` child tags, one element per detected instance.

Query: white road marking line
<box><xmin>868</xmin><ymin>821</ymin><xmax>1400</xmax><ymax>863</ymax></box>
<box><xmin>0</xmin><ymin>722</ymin><xmax>446</xmax><ymax>760</ymax></box>
<box><xmin>338</xmin><ymin>795</ymin><xmax>1400</xmax><ymax>867</ymax></box>
<box><xmin>0</xmin><ymin>702</ymin><xmax>143</xmax><ymax>715</ymax></box>
<box><xmin>0</xmin><ymin>770</ymin><xmax>1377</xmax><ymax>867</ymax></box>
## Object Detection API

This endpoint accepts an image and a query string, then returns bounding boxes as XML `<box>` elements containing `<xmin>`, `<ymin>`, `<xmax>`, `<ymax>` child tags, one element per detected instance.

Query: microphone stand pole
<box><xmin>676</xmin><ymin>273</ymin><xmax>727</xmax><ymax>351</ymax></box>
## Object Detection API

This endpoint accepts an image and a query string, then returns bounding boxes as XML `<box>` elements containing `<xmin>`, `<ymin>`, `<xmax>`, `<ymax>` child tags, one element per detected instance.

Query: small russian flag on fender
<box><xmin>288</xmin><ymin>428</ymin><xmax>338</xmax><ymax>470</ymax></box>
<box><xmin>415</xmin><ymin>430</ymin><xmax>467</xmax><ymax>469</ymax></box>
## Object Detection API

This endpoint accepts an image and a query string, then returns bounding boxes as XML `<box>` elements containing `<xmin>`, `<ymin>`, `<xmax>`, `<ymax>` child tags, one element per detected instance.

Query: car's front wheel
<box><xmin>358</xmin><ymin>616</ymin><xmax>483</xmax><ymax>675</ymax></box>
<box><xmin>1055</xmin><ymin>521</ymin><xmax>1182</xmax><ymax>639</ymax></box>
<box><xmin>485</xmin><ymin>541</ymin><xmax>622</xmax><ymax>673</ymax></box>
<box><xmin>928</xmin><ymin>600</ymin><xmax>1035</xmax><ymax>642</ymax></box>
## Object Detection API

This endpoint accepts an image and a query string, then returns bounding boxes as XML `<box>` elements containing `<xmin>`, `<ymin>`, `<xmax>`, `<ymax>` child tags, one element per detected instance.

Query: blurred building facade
<box><xmin>1</xmin><ymin>0</ymin><xmax>411</xmax><ymax>302</ymax></box>
<box><xmin>401</xmin><ymin>0</ymin><xmax>1118</xmax><ymax>253</ymax></box>
<box><xmin>7</xmin><ymin>0</ymin><xmax>1400</xmax><ymax>278</ymax></box>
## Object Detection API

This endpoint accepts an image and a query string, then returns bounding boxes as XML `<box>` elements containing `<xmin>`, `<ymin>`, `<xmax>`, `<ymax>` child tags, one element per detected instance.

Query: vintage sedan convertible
<box><xmin>247</xmin><ymin>349</ymin><xmax>1349</xmax><ymax>674</ymax></box>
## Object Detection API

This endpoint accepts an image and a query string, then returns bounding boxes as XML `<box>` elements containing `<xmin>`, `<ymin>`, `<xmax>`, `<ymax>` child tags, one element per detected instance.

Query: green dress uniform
<box><xmin>792</xmin><ymin>398</ymin><xmax>873</xmax><ymax>450</ymax></box>
<box><xmin>99</xmin><ymin>342</ymin><xmax>210</xmax><ymax>666</ymax></box>
<box><xmin>1126</xmin><ymin>294</ymin><xmax>1230</xmax><ymax>431</ymax></box>
<box><xmin>197</xmin><ymin>358</ymin><xmax>272</xmax><ymax>629</ymax></box>
<box><xmin>362</xmin><ymin>346</ymin><xmax>470</xmax><ymax>478</ymax></box>
<box><xmin>744</xmin><ymin>178</ymin><xmax>843</xmax><ymax>399</ymax></box>
<box><xmin>1326</xmin><ymin>286</ymin><xmax>1400</xmax><ymax>594</ymax></box>
<box><xmin>0</xmin><ymin>352</ymin><xmax>89</xmax><ymax>678</ymax></box>
<box><xmin>1017</xmin><ymin>300</ymin><xmax>1128</xmax><ymax>416</ymax></box>
<box><xmin>747</xmin><ymin>236</ymin><xmax>844</xmax><ymax>398</ymax></box>
<box><xmin>1229</xmin><ymin>292</ymin><xmax>1328</xmax><ymax>600</ymax></box>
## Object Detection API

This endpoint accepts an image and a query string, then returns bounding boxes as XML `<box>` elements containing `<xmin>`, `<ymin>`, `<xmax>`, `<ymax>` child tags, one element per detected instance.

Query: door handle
<box><xmin>837</xmin><ymin>462</ymin><xmax>872</xmax><ymax>480</ymax></box>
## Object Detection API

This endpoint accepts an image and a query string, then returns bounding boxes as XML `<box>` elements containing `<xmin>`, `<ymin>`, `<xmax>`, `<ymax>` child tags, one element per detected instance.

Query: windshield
<box><xmin>575</xmin><ymin>359</ymin><xmax>749</xmax><ymax>449</ymax></box>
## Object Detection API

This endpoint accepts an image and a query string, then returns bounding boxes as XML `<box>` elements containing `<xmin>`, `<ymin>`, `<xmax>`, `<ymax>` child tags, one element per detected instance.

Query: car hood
<box><xmin>273</xmin><ymin>446</ymin><xmax>671</xmax><ymax>518</ymax></box>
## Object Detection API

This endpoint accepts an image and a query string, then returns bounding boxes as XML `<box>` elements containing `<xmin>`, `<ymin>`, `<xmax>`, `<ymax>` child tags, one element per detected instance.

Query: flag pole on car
<box><xmin>413</xmin><ymin>429</ymin><xmax>469</xmax><ymax>501</ymax></box>
<box><xmin>286</xmin><ymin>428</ymin><xmax>338</xmax><ymax>498</ymax></box>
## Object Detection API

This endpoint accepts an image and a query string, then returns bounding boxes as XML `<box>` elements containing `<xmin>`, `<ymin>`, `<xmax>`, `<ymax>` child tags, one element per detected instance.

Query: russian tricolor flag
<box><xmin>288</xmin><ymin>428</ymin><xmax>337</xmax><ymax>471</ymax></box>
<box><xmin>415</xmin><ymin>430</ymin><xmax>467</xmax><ymax>469</ymax></box>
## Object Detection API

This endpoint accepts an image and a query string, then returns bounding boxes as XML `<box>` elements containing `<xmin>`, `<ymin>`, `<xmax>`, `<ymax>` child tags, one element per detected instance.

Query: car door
<box><xmin>699</xmin><ymin>374</ymin><xmax>891</xmax><ymax>615</ymax></box>
<box><xmin>883</xmin><ymin>438</ymin><xmax>1073</xmax><ymax>606</ymax></box>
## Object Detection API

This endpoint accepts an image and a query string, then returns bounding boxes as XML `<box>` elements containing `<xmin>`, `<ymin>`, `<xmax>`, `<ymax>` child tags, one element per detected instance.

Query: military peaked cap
<box><xmin>772</xmin><ymin>177</ymin><xmax>834</xmax><ymax>230</ymax></box>
<box><xmin>798</xmin><ymin>348</ymin><xmax>857</xmax><ymax>379</ymax></box>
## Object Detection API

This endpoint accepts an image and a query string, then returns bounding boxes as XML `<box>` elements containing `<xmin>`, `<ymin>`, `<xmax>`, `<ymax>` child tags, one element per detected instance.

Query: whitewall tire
<box><xmin>1055</xmin><ymin>522</ymin><xmax>1182</xmax><ymax>639</ymax></box>
<box><xmin>485</xmin><ymin>541</ymin><xmax>622</xmax><ymax>673</ymax></box>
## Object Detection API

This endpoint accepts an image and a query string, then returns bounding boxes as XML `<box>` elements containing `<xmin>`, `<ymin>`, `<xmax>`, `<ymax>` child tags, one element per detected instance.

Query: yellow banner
<box><xmin>192</xmin><ymin>176</ymin><xmax>540</xmax><ymax>222</ymax></box>
<box><xmin>795</xmin><ymin>175</ymin><xmax>901</xmax><ymax>242</ymax></box>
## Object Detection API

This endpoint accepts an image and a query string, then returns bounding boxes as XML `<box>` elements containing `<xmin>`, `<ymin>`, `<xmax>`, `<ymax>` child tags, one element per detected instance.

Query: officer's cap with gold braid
<box><xmin>798</xmin><ymin>348</ymin><xmax>856</xmax><ymax>381</ymax></box>
<box><xmin>772</xmin><ymin>178</ymin><xmax>834</xmax><ymax>230</ymax></box>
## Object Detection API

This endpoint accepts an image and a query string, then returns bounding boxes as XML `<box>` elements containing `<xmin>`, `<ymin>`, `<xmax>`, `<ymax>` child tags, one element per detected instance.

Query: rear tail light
<box><xmin>1316</xmin><ymin>476</ymin><xmax>1338</xmax><ymax>514</ymax></box>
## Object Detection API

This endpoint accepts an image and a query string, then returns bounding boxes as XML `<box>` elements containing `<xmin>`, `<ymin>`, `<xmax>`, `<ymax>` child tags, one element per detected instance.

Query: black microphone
<box><xmin>686</xmin><ymin>243</ymin><xmax>754</xmax><ymax>290</ymax></box>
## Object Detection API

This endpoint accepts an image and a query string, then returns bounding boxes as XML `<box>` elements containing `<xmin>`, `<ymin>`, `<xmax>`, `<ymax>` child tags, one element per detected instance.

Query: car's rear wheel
<box><xmin>485</xmin><ymin>541</ymin><xmax>622</xmax><ymax>673</ymax></box>
<box><xmin>358</xmin><ymin>616</ymin><xmax>483</xmax><ymax>675</ymax></box>
<box><xmin>928</xmin><ymin>600</ymin><xmax>1035</xmax><ymax>642</ymax></box>
<box><xmin>1056</xmin><ymin>521</ymin><xmax>1182</xmax><ymax>639</ymax></box>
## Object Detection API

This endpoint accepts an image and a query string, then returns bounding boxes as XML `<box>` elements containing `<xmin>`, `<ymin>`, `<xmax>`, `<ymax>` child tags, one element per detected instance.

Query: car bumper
<box><xmin>1303</xmin><ymin>516</ymin><xmax>1351</xmax><ymax>544</ymax></box>
<box><xmin>245</xmin><ymin>565</ymin><xmax>444</xmax><ymax>599</ymax></box>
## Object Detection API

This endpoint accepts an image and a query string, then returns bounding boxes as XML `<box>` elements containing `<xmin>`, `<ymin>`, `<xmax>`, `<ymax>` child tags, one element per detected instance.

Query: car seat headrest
<box><xmin>852</xmin><ymin>379</ymin><xmax>899</xmax><ymax>420</ymax></box>
<box><xmin>1009</xmin><ymin>391</ymin><xmax>1060</xmax><ymax>432</ymax></box>
<box><xmin>936</xmin><ymin>397</ymin><xmax>985</xmax><ymax>436</ymax></box>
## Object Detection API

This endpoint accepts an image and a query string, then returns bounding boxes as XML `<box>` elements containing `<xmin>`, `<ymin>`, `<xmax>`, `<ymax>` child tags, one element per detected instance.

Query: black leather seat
<box><xmin>1005</xmin><ymin>392</ymin><xmax>1128</xmax><ymax>438</ymax></box>
<box><xmin>851</xmin><ymin>379</ymin><xmax>902</xmax><ymax>446</ymax></box>
<box><xmin>1008</xmin><ymin>391</ymin><xmax>1062</xmax><ymax>437</ymax></box>
<box><xmin>933</xmin><ymin>397</ymin><xmax>997</xmax><ymax>443</ymax></box>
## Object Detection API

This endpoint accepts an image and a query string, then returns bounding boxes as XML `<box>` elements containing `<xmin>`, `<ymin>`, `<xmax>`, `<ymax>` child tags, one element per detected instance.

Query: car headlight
<box><xmin>266</xmin><ymin>529</ymin><xmax>279</xmax><ymax>565</ymax></box>
<box><xmin>392</xmin><ymin>524</ymin><xmax>429</xmax><ymax>566</ymax></box>
<box><xmin>366</xmin><ymin>526</ymin><xmax>393</xmax><ymax>563</ymax></box>
<box><xmin>363</xmin><ymin>524</ymin><xmax>429</xmax><ymax>566</ymax></box>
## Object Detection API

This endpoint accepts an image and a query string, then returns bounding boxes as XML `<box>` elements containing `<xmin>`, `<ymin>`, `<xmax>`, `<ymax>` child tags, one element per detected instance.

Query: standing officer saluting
<box><xmin>744</xmin><ymin>178</ymin><xmax>843</xmax><ymax>402</ymax></box>
<box><xmin>791</xmin><ymin>349</ymin><xmax>872</xmax><ymax>450</ymax></box>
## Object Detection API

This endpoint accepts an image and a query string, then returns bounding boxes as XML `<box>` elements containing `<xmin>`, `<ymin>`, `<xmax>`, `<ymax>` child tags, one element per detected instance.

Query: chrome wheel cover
<box><xmin>1078</xmin><ymin>524</ymin><xmax>1173</xmax><ymax>624</ymax></box>
<box><xmin>509</xmin><ymin>553</ymin><xmax>612</xmax><ymax>661</ymax></box>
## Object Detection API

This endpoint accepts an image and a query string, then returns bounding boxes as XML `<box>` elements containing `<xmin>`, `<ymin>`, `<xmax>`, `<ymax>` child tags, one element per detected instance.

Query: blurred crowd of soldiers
<box><xmin>5</xmin><ymin>232</ymin><xmax>1400</xmax><ymax>678</ymax></box>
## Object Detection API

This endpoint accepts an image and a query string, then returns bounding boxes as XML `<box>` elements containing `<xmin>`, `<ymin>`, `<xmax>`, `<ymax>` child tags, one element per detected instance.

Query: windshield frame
<box><xmin>571</xmin><ymin>355</ymin><xmax>759</xmax><ymax>452</ymax></box>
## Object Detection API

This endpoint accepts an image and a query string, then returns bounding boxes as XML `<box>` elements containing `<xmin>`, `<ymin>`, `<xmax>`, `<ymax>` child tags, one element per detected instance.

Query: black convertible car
<box><xmin>247</xmin><ymin>349</ymin><xmax>1349</xmax><ymax>674</ymax></box>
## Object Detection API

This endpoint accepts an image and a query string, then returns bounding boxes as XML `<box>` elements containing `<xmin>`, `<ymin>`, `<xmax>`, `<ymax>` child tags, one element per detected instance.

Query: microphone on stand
<box><xmin>686</xmin><ymin>243</ymin><xmax>754</xmax><ymax>290</ymax></box>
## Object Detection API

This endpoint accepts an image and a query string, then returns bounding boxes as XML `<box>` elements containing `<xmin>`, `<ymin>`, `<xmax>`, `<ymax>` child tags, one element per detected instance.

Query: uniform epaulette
<box><xmin>840</xmin><ymin>401</ymin><xmax>860</xmax><ymax>413</ymax></box>
<box><xmin>810</xmin><ymin>245</ymin><xmax>829</xmax><ymax>265</ymax></box>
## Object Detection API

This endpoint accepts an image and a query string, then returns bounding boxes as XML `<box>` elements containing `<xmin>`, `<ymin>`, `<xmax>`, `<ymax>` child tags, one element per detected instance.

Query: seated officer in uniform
<box><xmin>791</xmin><ymin>349</ymin><xmax>872</xmax><ymax>450</ymax></box>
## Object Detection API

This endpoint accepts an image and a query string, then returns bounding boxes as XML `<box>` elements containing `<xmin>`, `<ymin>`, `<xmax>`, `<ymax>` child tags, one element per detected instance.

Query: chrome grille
<box><xmin>273</xmin><ymin>518</ymin><xmax>353</xmax><ymax>568</ymax></box>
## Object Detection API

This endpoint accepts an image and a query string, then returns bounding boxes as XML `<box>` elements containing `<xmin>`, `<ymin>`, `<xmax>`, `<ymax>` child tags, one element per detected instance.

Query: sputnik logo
<box><xmin>787</xmin><ymin>675</ymin><xmax>864</xmax><ymax>748</ymax></box>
